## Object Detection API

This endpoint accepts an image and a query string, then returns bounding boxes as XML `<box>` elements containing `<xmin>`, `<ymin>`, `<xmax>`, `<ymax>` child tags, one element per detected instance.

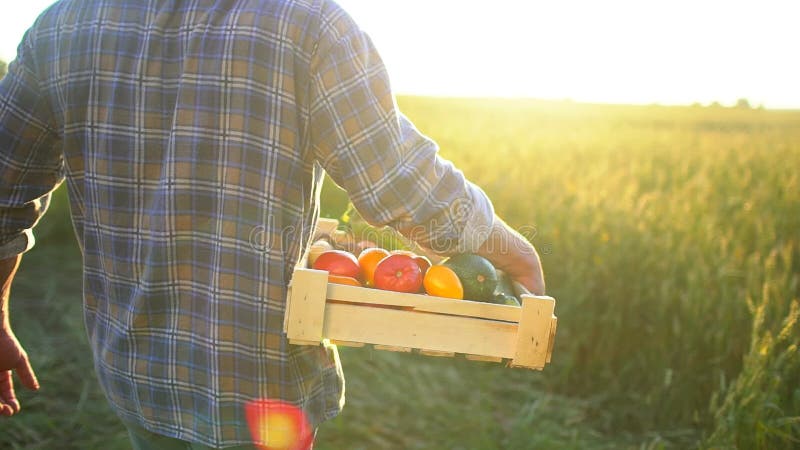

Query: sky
<box><xmin>2</xmin><ymin>0</ymin><xmax>798</xmax><ymax>109</ymax></box>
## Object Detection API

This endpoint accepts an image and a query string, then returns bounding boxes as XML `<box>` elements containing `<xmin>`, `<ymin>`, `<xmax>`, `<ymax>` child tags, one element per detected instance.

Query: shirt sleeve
<box><xmin>0</xmin><ymin>28</ymin><xmax>63</xmax><ymax>259</ymax></box>
<box><xmin>307</xmin><ymin>5</ymin><xmax>494</xmax><ymax>254</ymax></box>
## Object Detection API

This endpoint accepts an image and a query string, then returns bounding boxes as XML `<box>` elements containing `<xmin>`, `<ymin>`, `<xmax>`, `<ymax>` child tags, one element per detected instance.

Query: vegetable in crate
<box><xmin>442</xmin><ymin>253</ymin><xmax>498</xmax><ymax>302</ymax></box>
<box><xmin>312</xmin><ymin>250</ymin><xmax>361</xmax><ymax>280</ymax></box>
<box><xmin>493</xmin><ymin>293</ymin><xmax>521</xmax><ymax>306</ymax></box>
<box><xmin>308</xmin><ymin>239</ymin><xmax>333</xmax><ymax>266</ymax></box>
<box><xmin>391</xmin><ymin>249</ymin><xmax>432</xmax><ymax>275</ymax></box>
<box><xmin>357</xmin><ymin>247</ymin><xmax>390</xmax><ymax>287</ymax></box>
<box><xmin>423</xmin><ymin>265</ymin><xmax>464</xmax><ymax>299</ymax></box>
<box><xmin>373</xmin><ymin>253</ymin><xmax>423</xmax><ymax>293</ymax></box>
<box><xmin>493</xmin><ymin>270</ymin><xmax>521</xmax><ymax>306</ymax></box>
<box><xmin>328</xmin><ymin>274</ymin><xmax>362</xmax><ymax>286</ymax></box>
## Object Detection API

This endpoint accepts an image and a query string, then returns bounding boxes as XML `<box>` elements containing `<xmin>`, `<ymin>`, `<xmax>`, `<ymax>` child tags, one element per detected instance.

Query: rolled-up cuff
<box><xmin>454</xmin><ymin>183</ymin><xmax>495</xmax><ymax>253</ymax></box>
<box><xmin>0</xmin><ymin>229</ymin><xmax>35</xmax><ymax>259</ymax></box>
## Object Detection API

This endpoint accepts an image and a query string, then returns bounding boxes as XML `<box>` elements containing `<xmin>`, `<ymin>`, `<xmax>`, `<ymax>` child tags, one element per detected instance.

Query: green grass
<box><xmin>3</xmin><ymin>98</ymin><xmax>799</xmax><ymax>449</ymax></box>
<box><xmin>3</xmin><ymin>188</ymin><xmax>132</xmax><ymax>449</ymax></box>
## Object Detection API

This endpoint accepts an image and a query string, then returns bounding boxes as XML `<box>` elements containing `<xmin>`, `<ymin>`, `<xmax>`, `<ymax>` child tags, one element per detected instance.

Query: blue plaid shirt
<box><xmin>0</xmin><ymin>0</ymin><xmax>494</xmax><ymax>446</ymax></box>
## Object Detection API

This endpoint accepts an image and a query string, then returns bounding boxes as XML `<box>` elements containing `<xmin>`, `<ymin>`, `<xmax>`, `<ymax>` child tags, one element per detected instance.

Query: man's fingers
<box><xmin>529</xmin><ymin>274</ymin><xmax>546</xmax><ymax>296</ymax></box>
<box><xmin>518</xmin><ymin>276</ymin><xmax>545</xmax><ymax>297</ymax></box>
<box><xmin>0</xmin><ymin>370</ymin><xmax>20</xmax><ymax>416</ymax></box>
<box><xmin>15</xmin><ymin>353</ymin><xmax>39</xmax><ymax>391</ymax></box>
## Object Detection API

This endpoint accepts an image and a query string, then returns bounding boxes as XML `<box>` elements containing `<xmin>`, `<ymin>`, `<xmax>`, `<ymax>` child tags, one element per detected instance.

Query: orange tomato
<box><xmin>328</xmin><ymin>274</ymin><xmax>362</xmax><ymax>287</ymax></box>
<box><xmin>423</xmin><ymin>265</ymin><xmax>464</xmax><ymax>300</ymax></box>
<box><xmin>357</xmin><ymin>247</ymin><xmax>390</xmax><ymax>287</ymax></box>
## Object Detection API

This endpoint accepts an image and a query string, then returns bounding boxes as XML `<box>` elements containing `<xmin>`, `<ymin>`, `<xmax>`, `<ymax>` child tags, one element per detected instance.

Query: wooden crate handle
<box><xmin>513</xmin><ymin>280</ymin><xmax>558</xmax><ymax>366</ymax></box>
<box><xmin>510</xmin><ymin>295</ymin><xmax>556</xmax><ymax>369</ymax></box>
<box><xmin>284</xmin><ymin>268</ymin><xmax>329</xmax><ymax>345</ymax></box>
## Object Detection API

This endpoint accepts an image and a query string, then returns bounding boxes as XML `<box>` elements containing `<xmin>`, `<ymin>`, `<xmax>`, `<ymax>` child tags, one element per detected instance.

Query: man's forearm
<box><xmin>1</xmin><ymin>255</ymin><xmax>23</xmax><ymax>328</ymax></box>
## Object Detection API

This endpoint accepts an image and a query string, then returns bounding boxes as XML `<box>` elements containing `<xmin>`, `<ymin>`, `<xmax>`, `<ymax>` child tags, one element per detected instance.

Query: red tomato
<box><xmin>389</xmin><ymin>250</ymin><xmax>431</xmax><ymax>275</ymax></box>
<box><xmin>312</xmin><ymin>250</ymin><xmax>360</xmax><ymax>279</ymax></box>
<box><xmin>413</xmin><ymin>255</ymin><xmax>432</xmax><ymax>275</ymax></box>
<box><xmin>373</xmin><ymin>254</ymin><xmax>423</xmax><ymax>293</ymax></box>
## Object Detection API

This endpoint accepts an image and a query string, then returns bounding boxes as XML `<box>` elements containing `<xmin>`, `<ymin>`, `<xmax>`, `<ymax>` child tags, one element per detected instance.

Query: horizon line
<box><xmin>393</xmin><ymin>93</ymin><xmax>800</xmax><ymax>112</ymax></box>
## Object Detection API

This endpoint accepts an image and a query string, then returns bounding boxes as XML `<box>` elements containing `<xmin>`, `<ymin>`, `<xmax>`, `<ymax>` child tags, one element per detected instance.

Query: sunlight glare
<box><xmin>1</xmin><ymin>0</ymin><xmax>798</xmax><ymax>108</ymax></box>
<box><xmin>337</xmin><ymin>0</ymin><xmax>800</xmax><ymax>108</ymax></box>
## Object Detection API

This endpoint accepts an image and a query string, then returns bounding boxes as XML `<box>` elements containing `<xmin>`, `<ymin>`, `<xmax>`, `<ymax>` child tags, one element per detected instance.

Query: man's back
<box><xmin>3</xmin><ymin>1</ymin><xmax>345</xmax><ymax>445</ymax></box>
<box><xmin>0</xmin><ymin>0</ymin><xmax>498</xmax><ymax>446</ymax></box>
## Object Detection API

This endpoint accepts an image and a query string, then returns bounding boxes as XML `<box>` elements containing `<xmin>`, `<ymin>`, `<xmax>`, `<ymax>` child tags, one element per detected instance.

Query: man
<box><xmin>0</xmin><ymin>0</ymin><xmax>544</xmax><ymax>448</ymax></box>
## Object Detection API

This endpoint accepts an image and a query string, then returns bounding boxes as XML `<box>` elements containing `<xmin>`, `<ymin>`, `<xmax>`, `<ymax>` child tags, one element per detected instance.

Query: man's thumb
<box><xmin>15</xmin><ymin>353</ymin><xmax>39</xmax><ymax>391</ymax></box>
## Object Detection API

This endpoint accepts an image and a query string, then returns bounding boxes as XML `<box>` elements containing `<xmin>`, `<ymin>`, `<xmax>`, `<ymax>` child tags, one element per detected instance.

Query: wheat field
<box><xmin>4</xmin><ymin>97</ymin><xmax>799</xmax><ymax>449</ymax></box>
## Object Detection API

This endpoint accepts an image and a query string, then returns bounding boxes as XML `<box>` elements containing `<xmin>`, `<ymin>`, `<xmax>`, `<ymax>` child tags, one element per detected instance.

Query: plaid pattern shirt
<box><xmin>0</xmin><ymin>0</ymin><xmax>494</xmax><ymax>446</ymax></box>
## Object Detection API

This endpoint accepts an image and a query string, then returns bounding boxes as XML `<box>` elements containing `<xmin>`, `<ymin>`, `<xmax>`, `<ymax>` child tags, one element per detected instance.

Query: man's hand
<box><xmin>474</xmin><ymin>216</ymin><xmax>546</xmax><ymax>296</ymax></box>
<box><xmin>1</xmin><ymin>254</ymin><xmax>39</xmax><ymax>417</ymax></box>
<box><xmin>0</xmin><ymin>328</ymin><xmax>38</xmax><ymax>416</ymax></box>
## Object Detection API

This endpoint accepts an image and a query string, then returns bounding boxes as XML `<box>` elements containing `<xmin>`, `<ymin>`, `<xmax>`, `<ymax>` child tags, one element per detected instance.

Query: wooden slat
<box><xmin>401</xmin><ymin>300</ymin><xmax>520</xmax><ymax>322</ymax></box>
<box><xmin>510</xmin><ymin>295</ymin><xmax>556</xmax><ymax>369</ymax></box>
<box><xmin>285</xmin><ymin>269</ymin><xmax>329</xmax><ymax>343</ymax></box>
<box><xmin>330</xmin><ymin>340</ymin><xmax>365</xmax><ymax>348</ymax></box>
<box><xmin>322</xmin><ymin>303</ymin><xmax>518</xmax><ymax>359</ymax></box>
<box><xmin>313</xmin><ymin>218</ymin><xmax>339</xmax><ymax>239</ymax></box>
<box><xmin>464</xmin><ymin>354</ymin><xmax>504</xmax><ymax>363</ymax></box>
<box><xmin>289</xmin><ymin>339</ymin><xmax>321</xmax><ymax>346</ymax></box>
<box><xmin>282</xmin><ymin>285</ymin><xmax>293</xmax><ymax>334</ymax></box>
<box><xmin>418</xmin><ymin>350</ymin><xmax>455</xmax><ymax>357</ymax></box>
<box><xmin>374</xmin><ymin>345</ymin><xmax>412</xmax><ymax>353</ymax></box>
<box><xmin>546</xmin><ymin>317</ymin><xmax>558</xmax><ymax>363</ymax></box>
<box><xmin>323</xmin><ymin>277</ymin><xmax>521</xmax><ymax>323</ymax></box>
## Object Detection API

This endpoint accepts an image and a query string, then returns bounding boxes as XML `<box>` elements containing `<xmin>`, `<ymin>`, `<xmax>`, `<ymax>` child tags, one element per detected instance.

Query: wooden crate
<box><xmin>283</xmin><ymin>268</ymin><xmax>557</xmax><ymax>370</ymax></box>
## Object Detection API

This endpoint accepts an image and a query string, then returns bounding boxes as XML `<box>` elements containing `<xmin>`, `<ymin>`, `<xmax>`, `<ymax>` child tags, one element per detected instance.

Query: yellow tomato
<box><xmin>423</xmin><ymin>265</ymin><xmax>464</xmax><ymax>300</ymax></box>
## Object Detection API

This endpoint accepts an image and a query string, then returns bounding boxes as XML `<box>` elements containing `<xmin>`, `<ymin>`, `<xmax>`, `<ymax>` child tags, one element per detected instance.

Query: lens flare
<box><xmin>245</xmin><ymin>399</ymin><xmax>314</xmax><ymax>450</ymax></box>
